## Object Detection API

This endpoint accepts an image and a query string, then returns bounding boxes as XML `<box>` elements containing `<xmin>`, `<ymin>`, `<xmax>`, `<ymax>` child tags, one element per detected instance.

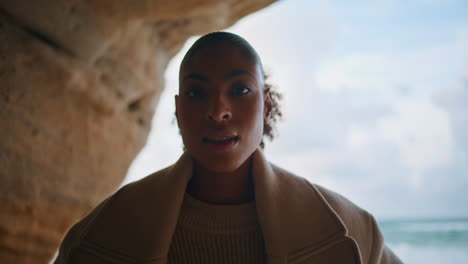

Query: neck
<box><xmin>186</xmin><ymin>157</ymin><xmax>254</xmax><ymax>205</ymax></box>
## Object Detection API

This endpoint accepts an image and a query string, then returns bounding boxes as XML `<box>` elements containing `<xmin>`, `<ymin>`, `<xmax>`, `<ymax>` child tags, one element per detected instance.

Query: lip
<box><xmin>202</xmin><ymin>130</ymin><xmax>238</xmax><ymax>141</ymax></box>
<box><xmin>203</xmin><ymin>134</ymin><xmax>238</xmax><ymax>141</ymax></box>
<box><xmin>202</xmin><ymin>135</ymin><xmax>239</xmax><ymax>152</ymax></box>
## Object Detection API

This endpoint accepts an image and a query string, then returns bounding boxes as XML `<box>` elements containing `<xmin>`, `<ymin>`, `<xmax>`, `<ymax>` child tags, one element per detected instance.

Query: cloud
<box><xmin>376</xmin><ymin>98</ymin><xmax>454</xmax><ymax>186</ymax></box>
<box><xmin>123</xmin><ymin>0</ymin><xmax>468</xmax><ymax>219</ymax></box>
<box><xmin>315</xmin><ymin>54</ymin><xmax>396</xmax><ymax>93</ymax></box>
<box><xmin>344</xmin><ymin>124</ymin><xmax>377</xmax><ymax>169</ymax></box>
<box><xmin>230</xmin><ymin>0</ymin><xmax>338</xmax><ymax>67</ymax></box>
<box><xmin>267</xmin><ymin>150</ymin><xmax>337</xmax><ymax>187</ymax></box>
<box><xmin>432</xmin><ymin>71</ymin><xmax>468</xmax><ymax>176</ymax></box>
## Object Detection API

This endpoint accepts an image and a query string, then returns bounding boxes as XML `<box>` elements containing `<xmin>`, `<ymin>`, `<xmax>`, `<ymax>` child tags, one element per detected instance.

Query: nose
<box><xmin>207</xmin><ymin>95</ymin><xmax>232</xmax><ymax>122</ymax></box>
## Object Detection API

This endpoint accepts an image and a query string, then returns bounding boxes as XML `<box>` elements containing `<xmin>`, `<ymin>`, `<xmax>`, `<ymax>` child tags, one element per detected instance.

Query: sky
<box><xmin>123</xmin><ymin>0</ymin><xmax>468</xmax><ymax>219</ymax></box>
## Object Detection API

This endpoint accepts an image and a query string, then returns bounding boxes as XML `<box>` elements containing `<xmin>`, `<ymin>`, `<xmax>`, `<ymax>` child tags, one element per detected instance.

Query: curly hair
<box><xmin>261</xmin><ymin>71</ymin><xmax>282</xmax><ymax>149</ymax></box>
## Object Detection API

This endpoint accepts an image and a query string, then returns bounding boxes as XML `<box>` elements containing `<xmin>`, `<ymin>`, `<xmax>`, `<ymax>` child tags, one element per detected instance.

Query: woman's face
<box><xmin>176</xmin><ymin>42</ymin><xmax>270</xmax><ymax>173</ymax></box>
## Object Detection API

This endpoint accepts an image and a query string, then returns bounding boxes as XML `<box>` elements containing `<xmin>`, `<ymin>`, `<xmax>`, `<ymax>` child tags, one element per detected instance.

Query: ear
<box><xmin>263</xmin><ymin>90</ymin><xmax>272</xmax><ymax>123</ymax></box>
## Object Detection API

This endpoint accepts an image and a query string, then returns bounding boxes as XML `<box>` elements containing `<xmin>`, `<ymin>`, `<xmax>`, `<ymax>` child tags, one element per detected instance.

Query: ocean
<box><xmin>379</xmin><ymin>218</ymin><xmax>468</xmax><ymax>263</ymax></box>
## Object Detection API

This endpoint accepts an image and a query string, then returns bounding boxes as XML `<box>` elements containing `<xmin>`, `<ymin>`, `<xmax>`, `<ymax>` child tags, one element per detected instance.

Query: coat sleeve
<box><xmin>367</xmin><ymin>213</ymin><xmax>403</xmax><ymax>264</ymax></box>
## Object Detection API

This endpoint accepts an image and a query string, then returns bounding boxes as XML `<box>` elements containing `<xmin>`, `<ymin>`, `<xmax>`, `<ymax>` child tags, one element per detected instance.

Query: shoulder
<box><xmin>270</xmin><ymin>164</ymin><xmax>401</xmax><ymax>263</ymax></box>
<box><xmin>311</xmin><ymin>184</ymin><xmax>402</xmax><ymax>264</ymax></box>
<box><xmin>271</xmin><ymin>164</ymin><xmax>376</xmax><ymax>235</ymax></box>
<box><xmin>117</xmin><ymin>165</ymin><xmax>174</xmax><ymax>196</ymax></box>
<box><xmin>271</xmin><ymin>164</ymin><xmax>369</xmax><ymax>221</ymax></box>
<box><xmin>313</xmin><ymin>184</ymin><xmax>371</xmax><ymax>228</ymax></box>
<box><xmin>54</xmin><ymin>166</ymin><xmax>174</xmax><ymax>263</ymax></box>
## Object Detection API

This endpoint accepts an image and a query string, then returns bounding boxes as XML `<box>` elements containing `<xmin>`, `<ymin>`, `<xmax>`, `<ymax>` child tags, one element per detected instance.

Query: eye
<box><xmin>232</xmin><ymin>85</ymin><xmax>251</xmax><ymax>96</ymax></box>
<box><xmin>185</xmin><ymin>87</ymin><xmax>205</xmax><ymax>98</ymax></box>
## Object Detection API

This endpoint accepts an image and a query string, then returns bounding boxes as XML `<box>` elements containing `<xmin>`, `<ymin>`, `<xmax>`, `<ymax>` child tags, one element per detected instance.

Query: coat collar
<box><xmin>84</xmin><ymin>149</ymin><xmax>361</xmax><ymax>263</ymax></box>
<box><xmin>250</xmin><ymin>150</ymin><xmax>361</xmax><ymax>263</ymax></box>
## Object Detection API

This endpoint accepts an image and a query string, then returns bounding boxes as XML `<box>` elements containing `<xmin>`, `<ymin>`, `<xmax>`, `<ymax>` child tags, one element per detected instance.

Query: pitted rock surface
<box><xmin>0</xmin><ymin>0</ymin><xmax>275</xmax><ymax>262</ymax></box>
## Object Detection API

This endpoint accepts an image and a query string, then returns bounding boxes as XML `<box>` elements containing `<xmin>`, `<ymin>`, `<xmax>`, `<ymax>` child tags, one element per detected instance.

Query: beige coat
<box><xmin>55</xmin><ymin>149</ymin><xmax>402</xmax><ymax>264</ymax></box>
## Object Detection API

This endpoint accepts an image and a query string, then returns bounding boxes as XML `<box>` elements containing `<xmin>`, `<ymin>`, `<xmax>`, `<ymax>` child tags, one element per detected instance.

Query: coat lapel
<box><xmin>83</xmin><ymin>149</ymin><xmax>361</xmax><ymax>264</ymax></box>
<box><xmin>83</xmin><ymin>152</ymin><xmax>194</xmax><ymax>262</ymax></box>
<box><xmin>251</xmin><ymin>150</ymin><xmax>362</xmax><ymax>264</ymax></box>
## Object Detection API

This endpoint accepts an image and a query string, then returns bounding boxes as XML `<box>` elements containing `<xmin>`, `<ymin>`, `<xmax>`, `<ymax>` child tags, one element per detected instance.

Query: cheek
<box><xmin>238</xmin><ymin>97</ymin><xmax>264</xmax><ymax>137</ymax></box>
<box><xmin>178</xmin><ymin>104</ymin><xmax>202</xmax><ymax>140</ymax></box>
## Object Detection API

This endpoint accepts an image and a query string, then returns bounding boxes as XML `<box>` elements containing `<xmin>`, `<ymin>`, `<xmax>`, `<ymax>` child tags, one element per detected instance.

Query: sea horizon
<box><xmin>378</xmin><ymin>217</ymin><xmax>468</xmax><ymax>263</ymax></box>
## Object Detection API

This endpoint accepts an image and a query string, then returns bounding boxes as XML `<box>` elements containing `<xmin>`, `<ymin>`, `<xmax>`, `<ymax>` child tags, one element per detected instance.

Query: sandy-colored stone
<box><xmin>0</xmin><ymin>0</ymin><xmax>276</xmax><ymax>262</ymax></box>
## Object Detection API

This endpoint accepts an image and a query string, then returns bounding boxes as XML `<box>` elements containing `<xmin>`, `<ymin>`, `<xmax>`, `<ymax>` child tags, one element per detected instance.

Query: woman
<box><xmin>55</xmin><ymin>32</ymin><xmax>402</xmax><ymax>264</ymax></box>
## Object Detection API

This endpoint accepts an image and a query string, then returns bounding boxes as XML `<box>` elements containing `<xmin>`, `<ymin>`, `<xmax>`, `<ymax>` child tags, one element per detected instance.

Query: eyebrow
<box><xmin>223</xmin><ymin>69</ymin><xmax>255</xmax><ymax>80</ymax></box>
<box><xmin>183</xmin><ymin>69</ymin><xmax>255</xmax><ymax>83</ymax></box>
<box><xmin>183</xmin><ymin>73</ymin><xmax>209</xmax><ymax>83</ymax></box>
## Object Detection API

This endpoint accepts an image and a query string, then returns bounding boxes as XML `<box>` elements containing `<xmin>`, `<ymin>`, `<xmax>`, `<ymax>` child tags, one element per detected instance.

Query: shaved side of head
<box><xmin>179</xmin><ymin>32</ymin><xmax>265</xmax><ymax>85</ymax></box>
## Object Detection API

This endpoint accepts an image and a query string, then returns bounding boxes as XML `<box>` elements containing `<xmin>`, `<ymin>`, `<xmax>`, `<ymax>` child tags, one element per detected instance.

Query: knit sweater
<box><xmin>167</xmin><ymin>192</ymin><xmax>266</xmax><ymax>263</ymax></box>
<box><xmin>54</xmin><ymin>149</ymin><xmax>402</xmax><ymax>264</ymax></box>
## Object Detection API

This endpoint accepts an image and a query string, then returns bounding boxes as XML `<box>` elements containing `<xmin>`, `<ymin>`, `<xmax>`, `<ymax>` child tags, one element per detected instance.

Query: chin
<box><xmin>185</xmin><ymin>138</ymin><xmax>260</xmax><ymax>173</ymax></box>
<box><xmin>199</xmin><ymin>156</ymin><xmax>245</xmax><ymax>173</ymax></box>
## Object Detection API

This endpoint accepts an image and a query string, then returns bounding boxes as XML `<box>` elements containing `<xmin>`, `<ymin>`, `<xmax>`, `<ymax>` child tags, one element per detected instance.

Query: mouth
<box><xmin>202</xmin><ymin>135</ymin><xmax>239</xmax><ymax>151</ymax></box>
<box><xmin>202</xmin><ymin>135</ymin><xmax>239</xmax><ymax>143</ymax></box>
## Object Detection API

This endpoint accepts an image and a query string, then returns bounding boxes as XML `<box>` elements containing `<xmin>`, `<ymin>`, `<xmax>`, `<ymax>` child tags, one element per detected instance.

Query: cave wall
<box><xmin>0</xmin><ymin>0</ymin><xmax>275</xmax><ymax>262</ymax></box>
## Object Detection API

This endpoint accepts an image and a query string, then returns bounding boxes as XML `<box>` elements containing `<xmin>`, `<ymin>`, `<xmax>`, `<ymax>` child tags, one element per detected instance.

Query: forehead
<box><xmin>180</xmin><ymin>42</ymin><xmax>261</xmax><ymax>79</ymax></box>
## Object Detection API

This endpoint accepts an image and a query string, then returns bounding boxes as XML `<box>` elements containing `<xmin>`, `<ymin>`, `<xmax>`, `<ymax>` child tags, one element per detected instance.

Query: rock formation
<box><xmin>0</xmin><ymin>0</ymin><xmax>275</xmax><ymax>262</ymax></box>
